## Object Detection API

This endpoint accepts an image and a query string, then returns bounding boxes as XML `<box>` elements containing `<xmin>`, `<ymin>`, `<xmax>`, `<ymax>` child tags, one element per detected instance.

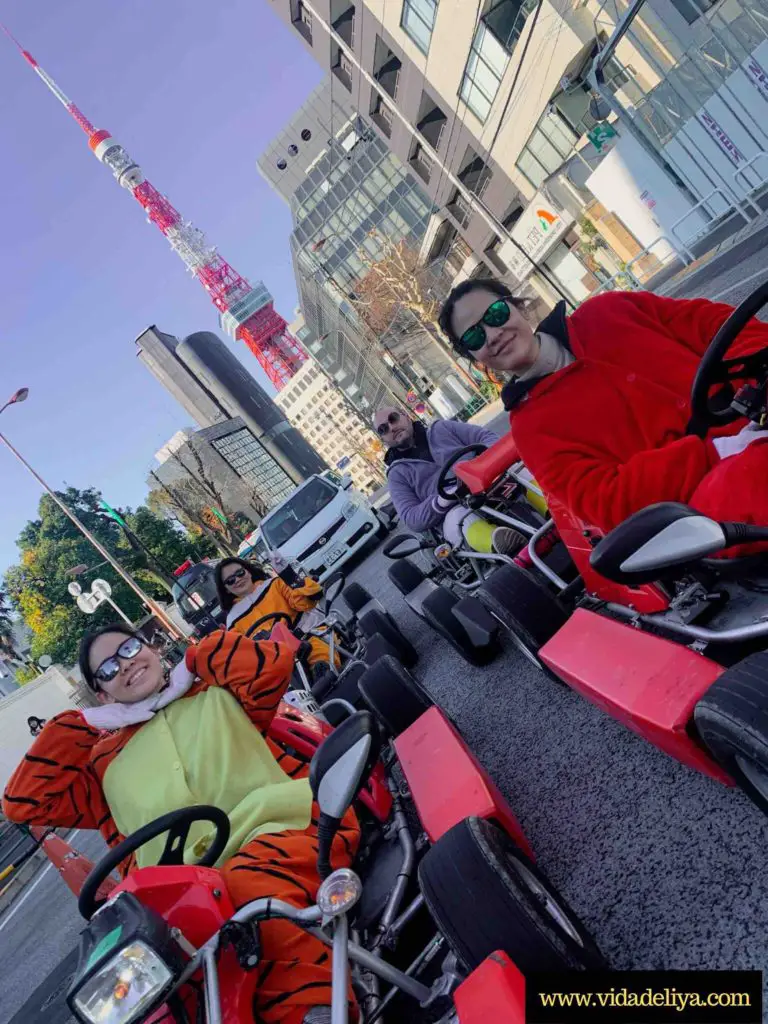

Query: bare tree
<box><xmin>324</xmin><ymin>406</ymin><xmax>386</xmax><ymax>488</ymax></box>
<box><xmin>148</xmin><ymin>477</ymin><xmax>238</xmax><ymax>557</ymax></box>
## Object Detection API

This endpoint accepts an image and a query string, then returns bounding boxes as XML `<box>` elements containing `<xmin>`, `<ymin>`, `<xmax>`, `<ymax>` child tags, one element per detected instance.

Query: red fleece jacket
<box><xmin>506</xmin><ymin>291</ymin><xmax>768</xmax><ymax>532</ymax></box>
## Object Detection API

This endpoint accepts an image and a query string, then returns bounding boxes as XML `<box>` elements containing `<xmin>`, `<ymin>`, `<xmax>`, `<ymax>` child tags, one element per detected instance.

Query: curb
<box><xmin>653</xmin><ymin>218</ymin><xmax>768</xmax><ymax>300</ymax></box>
<box><xmin>0</xmin><ymin>847</ymin><xmax>48</xmax><ymax>915</ymax></box>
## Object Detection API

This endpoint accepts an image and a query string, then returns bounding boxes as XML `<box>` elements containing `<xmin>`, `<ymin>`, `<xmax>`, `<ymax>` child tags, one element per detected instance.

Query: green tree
<box><xmin>3</xmin><ymin>487</ymin><xmax>212</xmax><ymax>666</ymax></box>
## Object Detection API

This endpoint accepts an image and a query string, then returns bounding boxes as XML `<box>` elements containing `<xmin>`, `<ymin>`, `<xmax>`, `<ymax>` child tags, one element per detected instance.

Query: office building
<box><xmin>275</xmin><ymin>354</ymin><xmax>384</xmax><ymax>494</ymax></box>
<box><xmin>151</xmin><ymin>419</ymin><xmax>298</xmax><ymax>523</ymax></box>
<box><xmin>259</xmin><ymin>82</ymin><xmax>488</xmax><ymax>418</ymax></box>
<box><xmin>136</xmin><ymin>325</ymin><xmax>327</xmax><ymax>485</ymax></box>
<box><xmin>265</xmin><ymin>1</ymin><xmax>768</xmax><ymax>295</ymax></box>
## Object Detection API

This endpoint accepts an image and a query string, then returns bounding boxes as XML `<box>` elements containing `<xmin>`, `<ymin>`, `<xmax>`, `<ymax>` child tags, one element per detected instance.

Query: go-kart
<box><xmin>63</xmin><ymin>658</ymin><xmax>604</xmax><ymax>1024</ymax></box>
<box><xmin>380</xmin><ymin>450</ymin><xmax>565</xmax><ymax>664</ymax></box>
<box><xmin>452</xmin><ymin>279</ymin><xmax>768</xmax><ymax>814</ymax></box>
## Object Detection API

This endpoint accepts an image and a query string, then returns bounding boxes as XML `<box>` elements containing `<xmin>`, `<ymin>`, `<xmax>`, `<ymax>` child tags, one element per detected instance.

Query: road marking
<box><xmin>0</xmin><ymin>829</ymin><xmax>81</xmax><ymax>935</ymax></box>
<box><xmin>711</xmin><ymin>266</ymin><xmax>768</xmax><ymax>302</ymax></box>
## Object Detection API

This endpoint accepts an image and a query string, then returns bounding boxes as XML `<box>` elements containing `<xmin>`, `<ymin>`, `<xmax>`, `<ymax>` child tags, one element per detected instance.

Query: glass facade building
<box><xmin>210</xmin><ymin>424</ymin><xmax>296</xmax><ymax>507</ymax></box>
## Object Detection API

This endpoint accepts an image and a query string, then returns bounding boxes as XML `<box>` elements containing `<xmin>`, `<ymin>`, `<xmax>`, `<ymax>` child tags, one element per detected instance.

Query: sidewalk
<box><xmin>648</xmin><ymin>209</ymin><xmax>768</xmax><ymax>300</ymax></box>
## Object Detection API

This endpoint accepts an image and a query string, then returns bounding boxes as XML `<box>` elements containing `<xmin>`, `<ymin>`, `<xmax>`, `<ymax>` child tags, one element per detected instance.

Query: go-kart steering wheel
<box><xmin>688</xmin><ymin>280</ymin><xmax>768</xmax><ymax>436</ymax></box>
<box><xmin>436</xmin><ymin>444</ymin><xmax>489</xmax><ymax>500</ymax></box>
<box><xmin>78</xmin><ymin>805</ymin><xmax>231</xmax><ymax>920</ymax></box>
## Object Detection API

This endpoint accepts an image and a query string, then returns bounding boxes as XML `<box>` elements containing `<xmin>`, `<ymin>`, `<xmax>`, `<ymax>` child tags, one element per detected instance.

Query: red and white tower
<box><xmin>2</xmin><ymin>26</ymin><xmax>306</xmax><ymax>390</ymax></box>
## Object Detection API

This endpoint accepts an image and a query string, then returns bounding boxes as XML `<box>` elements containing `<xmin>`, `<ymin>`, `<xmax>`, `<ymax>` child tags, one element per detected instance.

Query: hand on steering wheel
<box><xmin>689</xmin><ymin>281</ymin><xmax>768</xmax><ymax>436</ymax></box>
<box><xmin>436</xmin><ymin>444</ymin><xmax>489</xmax><ymax>500</ymax></box>
<box><xmin>78</xmin><ymin>805</ymin><xmax>231</xmax><ymax>920</ymax></box>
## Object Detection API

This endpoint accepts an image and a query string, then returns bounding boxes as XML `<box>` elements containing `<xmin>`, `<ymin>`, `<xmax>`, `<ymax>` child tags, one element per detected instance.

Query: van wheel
<box><xmin>694</xmin><ymin>651</ymin><xmax>768</xmax><ymax>814</ymax></box>
<box><xmin>419</xmin><ymin>817</ymin><xmax>606</xmax><ymax>973</ymax></box>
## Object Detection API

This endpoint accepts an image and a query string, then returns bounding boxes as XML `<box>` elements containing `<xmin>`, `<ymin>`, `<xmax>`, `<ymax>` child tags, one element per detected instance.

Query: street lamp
<box><xmin>0</xmin><ymin>389</ymin><xmax>183</xmax><ymax>639</ymax></box>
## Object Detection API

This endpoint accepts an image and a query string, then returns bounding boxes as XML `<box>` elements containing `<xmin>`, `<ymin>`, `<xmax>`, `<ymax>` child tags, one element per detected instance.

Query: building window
<box><xmin>332</xmin><ymin>46</ymin><xmax>354</xmax><ymax>90</ymax></box>
<box><xmin>515</xmin><ymin>109</ymin><xmax>578</xmax><ymax>189</ymax></box>
<box><xmin>416</xmin><ymin>90</ymin><xmax>447</xmax><ymax>149</ymax></box>
<box><xmin>291</xmin><ymin>0</ymin><xmax>313</xmax><ymax>43</ymax></box>
<box><xmin>458</xmin><ymin>146</ymin><xmax>493</xmax><ymax>197</ymax></box>
<box><xmin>409</xmin><ymin>142</ymin><xmax>434</xmax><ymax>183</ymax></box>
<box><xmin>482</xmin><ymin>0</ymin><xmax>537</xmax><ymax>51</ymax></box>
<box><xmin>401</xmin><ymin>0</ymin><xmax>438</xmax><ymax>55</ymax></box>
<box><xmin>459</xmin><ymin>21</ymin><xmax>508</xmax><ymax>121</ymax></box>
<box><xmin>372</xmin><ymin>35</ymin><xmax>402</xmax><ymax>101</ymax></box>
<box><xmin>331</xmin><ymin>0</ymin><xmax>356</xmax><ymax>46</ymax></box>
<box><xmin>670</xmin><ymin>0</ymin><xmax>716</xmax><ymax>23</ymax></box>
<box><xmin>370</xmin><ymin>92</ymin><xmax>395</xmax><ymax>137</ymax></box>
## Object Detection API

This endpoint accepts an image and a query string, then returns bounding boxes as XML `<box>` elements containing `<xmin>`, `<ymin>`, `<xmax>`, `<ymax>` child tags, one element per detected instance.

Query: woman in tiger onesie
<box><xmin>2</xmin><ymin>624</ymin><xmax>359</xmax><ymax>1024</ymax></box>
<box><xmin>215</xmin><ymin>558</ymin><xmax>338</xmax><ymax>680</ymax></box>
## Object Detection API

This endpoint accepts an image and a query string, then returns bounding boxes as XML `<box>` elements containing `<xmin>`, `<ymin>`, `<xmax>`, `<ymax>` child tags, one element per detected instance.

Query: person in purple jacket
<box><xmin>374</xmin><ymin>407</ymin><xmax>525</xmax><ymax>556</ymax></box>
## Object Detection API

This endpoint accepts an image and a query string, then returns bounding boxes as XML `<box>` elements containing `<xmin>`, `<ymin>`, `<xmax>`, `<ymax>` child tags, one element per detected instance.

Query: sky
<box><xmin>0</xmin><ymin>0</ymin><xmax>323</xmax><ymax>579</ymax></box>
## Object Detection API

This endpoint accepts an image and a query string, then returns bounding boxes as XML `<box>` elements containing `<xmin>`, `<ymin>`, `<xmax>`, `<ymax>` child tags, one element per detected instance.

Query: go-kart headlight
<box><xmin>342</xmin><ymin>501</ymin><xmax>358</xmax><ymax>519</ymax></box>
<box><xmin>71</xmin><ymin>941</ymin><xmax>173</xmax><ymax>1024</ymax></box>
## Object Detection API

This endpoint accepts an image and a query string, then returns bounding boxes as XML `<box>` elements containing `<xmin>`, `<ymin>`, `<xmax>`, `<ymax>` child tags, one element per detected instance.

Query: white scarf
<box><xmin>81</xmin><ymin>661</ymin><xmax>196</xmax><ymax>731</ymax></box>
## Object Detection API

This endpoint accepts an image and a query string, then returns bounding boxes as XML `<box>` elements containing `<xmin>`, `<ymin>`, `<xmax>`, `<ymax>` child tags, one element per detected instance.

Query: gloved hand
<box><xmin>712</xmin><ymin>423</ymin><xmax>768</xmax><ymax>461</ymax></box>
<box><xmin>431</xmin><ymin>481</ymin><xmax>459</xmax><ymax>514</ymax></box>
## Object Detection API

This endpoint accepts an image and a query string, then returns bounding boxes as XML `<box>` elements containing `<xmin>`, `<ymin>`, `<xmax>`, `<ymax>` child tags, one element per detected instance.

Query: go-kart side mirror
<box><xmin>590</xmin><ymin>502</ymin><xmax>728</xmax><ymax>584</ymax></box>
<box><xmin>323</xmin><ymin>570</ymin><xmax>346</xmax><ymax>610</ymax></box>
<box><xmin>383</xmin><ymin>534</ymin><xmax>430</xmax><ymax>559</ymax></box>
<box><xmin>310</xmin><ymin>711</ymin><xmax>381</xmax><ymax>878</ymax></box>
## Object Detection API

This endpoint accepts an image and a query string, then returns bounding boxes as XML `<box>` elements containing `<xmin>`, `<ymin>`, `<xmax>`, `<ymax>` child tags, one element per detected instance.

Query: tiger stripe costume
<box><xmin>226</xmin><ymin>575</ymin><xmax>338</xmax><ymax>672</ymax></box>
<box><xmin>2</xmin><ymin>630</ymin><xmax>360</xmax><ymax>1023</ymax></box>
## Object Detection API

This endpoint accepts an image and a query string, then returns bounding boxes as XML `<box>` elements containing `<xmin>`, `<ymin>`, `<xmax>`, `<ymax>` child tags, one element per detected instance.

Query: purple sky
<box><xmin>0</xmin><ymin>0</ymin><xmax>322</xmax><ymax>579</ymax></box>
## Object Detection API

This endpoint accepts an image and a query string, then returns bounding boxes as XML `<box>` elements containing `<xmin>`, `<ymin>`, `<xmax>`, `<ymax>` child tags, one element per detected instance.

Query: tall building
<box><xmin>151</xmin><ymin>419</ymin><xmax>297</xmax><ymax>522</ymax></box>
<box><xmin>275</xmin><ymin>352</ymin><xmax>385</xmax><ymax>494</ymax></box>
<box><xmin>259</xmin><ymin>80</ymin><xmax>485</xmax><ymax>418</ymax></box>
<box><xmin>264</xmin><ymin>1</ymin><xmax>768</xmax><ymax>296</ymax></box>
<box><xmin>136</xmin><ymin>326</ymin><xmax>327</xmax><ymax>485</ymax></box>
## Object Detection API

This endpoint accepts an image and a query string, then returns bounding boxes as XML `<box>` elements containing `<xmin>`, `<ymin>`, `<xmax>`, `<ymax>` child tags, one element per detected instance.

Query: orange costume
<box><xmin>2</xmin><ymin>630</ymin><xmax>359</xmax><ymax>1023</ymax></box>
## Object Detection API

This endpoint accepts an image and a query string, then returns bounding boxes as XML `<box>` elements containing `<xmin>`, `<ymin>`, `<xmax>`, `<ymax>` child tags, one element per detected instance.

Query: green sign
<box><xmin>99</xmin><ymin>499</ymin><xmax>128</xmax><ymax>529</ymax></box>
<box><xmin>210</xmin><ymin>506</ymin><xmax>229</xmax><ymax>525</ymax></box>
<box><xmin>587</xmin><ymin>122</ymin><xmax>618</xmax><ymax>153</ymax></box>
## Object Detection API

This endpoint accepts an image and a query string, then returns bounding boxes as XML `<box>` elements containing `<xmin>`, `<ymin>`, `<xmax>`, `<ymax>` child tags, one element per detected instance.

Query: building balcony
<box><xmin>331</xmin><ymin>1</ymin><xmax>355</xmax><ymax>47</ymax></box>
<box><xmin>409</xmin><ymin>143</ymin><xmax>434</xmax><ymax>184</ymax></box>
<box><xmin>370</xmin><ymin>94</ymin><xmax>394</xmax><ymax>137</ymax></box>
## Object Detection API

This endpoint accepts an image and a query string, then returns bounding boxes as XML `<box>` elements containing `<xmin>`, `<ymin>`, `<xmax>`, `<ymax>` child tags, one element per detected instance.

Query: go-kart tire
<box><xmin>479</xmin><ymin>563</ymin><xmax>567</xmax><ymax>676</ymax></box>
<box><xmin>358</xmin><ymin>655</ymin><xmax>434</xmax><ymax>737</ymax></box>
<box><xmin>418</xmin><ymin>817</ymin><xmax>606</xmax><ymax>974</ymax></box>
<box><xmin>388</xmin><ymin>557</ymin><xmax>426</xmax><ymax>596</ymax></box>
<box><xmin>694</xmin><ymin>651</ymin><xmax>768</xmax><ymax>814</ymax></box>
<box><xmin>358</xmin><ymin>608</ymin><xmax>418</xmax><ymax>668</ymax></box>
<box><xmin>342</xmin><ymin>582</ymin><xmax>373</xmax><ymax>615</ymax></box>
<box><xmin>422</xmin><ymin>587</ymin><xmax>499</xmax><ymax>667</ymax></box>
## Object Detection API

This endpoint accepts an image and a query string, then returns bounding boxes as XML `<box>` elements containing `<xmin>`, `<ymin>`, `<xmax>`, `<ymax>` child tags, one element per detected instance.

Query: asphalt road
<box><xmin>1</xmin><ymin>830</ymin><xmax>106</xmax><ymax>1023</ymax></box>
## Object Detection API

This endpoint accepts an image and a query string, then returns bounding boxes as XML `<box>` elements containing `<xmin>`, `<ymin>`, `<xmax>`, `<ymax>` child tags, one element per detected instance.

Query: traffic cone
<box><xmin>31</xmin><ymin>827</ymin><xmax>117</xmax><ymax>901</ymax></box>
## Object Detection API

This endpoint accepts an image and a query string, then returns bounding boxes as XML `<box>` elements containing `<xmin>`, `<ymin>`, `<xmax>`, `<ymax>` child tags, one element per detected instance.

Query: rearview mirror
<box><xmin>590</xmin><ymin>503</ymin><xmax>727</xmax><ymax>584</ymax></box>
<box><xmin>310</xmin><ymin>711</ymin><xmax>380</xmax><ymax>819</ymax></box>
<box><xmin>323</xmin><ymin>570</ymin><xmax>346</xmax><ymax>610</ymax></box>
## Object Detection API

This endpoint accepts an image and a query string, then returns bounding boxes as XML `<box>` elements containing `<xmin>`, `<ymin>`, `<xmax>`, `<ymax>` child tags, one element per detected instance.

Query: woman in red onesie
<box><xmin>438</xmin><ymin>278</ymin><xmax>768</xmax><ymax>535</ymax></box>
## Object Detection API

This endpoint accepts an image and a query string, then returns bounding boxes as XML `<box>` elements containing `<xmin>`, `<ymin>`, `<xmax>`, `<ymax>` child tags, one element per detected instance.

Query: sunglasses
<box><xmin>459</xmin><ymin>299</ymin><xmax>511</xmax><ymax>352</ymax></box>
<box><xmin>223</xmin><ymin>567</ymin><xmax>248</xmax><ymax>587</ymax></box>
<box><xmin>94</xmin><ymin>635</ymin><xmax>144</xmax><ymax>684</ymax></box>
<box><xmin>376</xmin><ymin>411</ymin><xmax>403</xmax><ymax>437</ymax></box>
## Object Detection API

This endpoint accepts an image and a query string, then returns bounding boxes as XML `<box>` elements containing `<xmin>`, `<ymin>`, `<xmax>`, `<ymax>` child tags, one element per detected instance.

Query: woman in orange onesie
<box><xmin>2</xmin><ymin>624</ymin><xmax>359</xmax><ymax>1024</ymax></box>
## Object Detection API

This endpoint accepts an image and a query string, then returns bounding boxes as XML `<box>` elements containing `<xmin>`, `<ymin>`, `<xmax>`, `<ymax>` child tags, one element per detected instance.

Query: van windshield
<box><xmin>172</xmin><ymin>565</ymin><xmax>219</xmax><ymax>619</ymax></box>
<box><xmin>262</xmin><ymin>477</ymin><xmax>337</xmax><ymax>548</ymax></box>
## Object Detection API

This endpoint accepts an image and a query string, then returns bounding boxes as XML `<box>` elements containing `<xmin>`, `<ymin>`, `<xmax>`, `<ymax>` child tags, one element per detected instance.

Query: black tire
<box><xmin>358</xmin><ymin>655</ymin><xmax>434</xmax><ymax>736</ymax></box>
<box><xmin>342</xmin><ymin>582</ymin><xmax>373</xmax><ymax>615</ymax></box>
<box><xmin>358</xmin><ymin>608</ymin><xmax>418</xmax><ymax>669</ymax></box>
<box><xmin>387</xmin><ymin>557</ymin><xmax>426</xmax><ymax>596</ymax></box>
<box><xmin>419</xmin><ymin>817</ymin><xmax>605</xmax><ymax>974</ymax></box>
<box><xmin>479</xmin><ymin>563</ymin><xmax>568</xmax><ymax>674</ymax></box>
<box><xmin>422</xmin><ymin>587</ymin><xmax>499</xmax><ymax>666</ymax></box>
<box><xmin>694</xmin><ymin>651</ymin><xmax>768</xmax><ymax>815</ymax></box>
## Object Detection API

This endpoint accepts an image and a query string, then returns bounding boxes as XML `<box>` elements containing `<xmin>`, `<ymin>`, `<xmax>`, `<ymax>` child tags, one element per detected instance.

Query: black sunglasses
<box><xmin>459</xmin><ymin>299</ymin><xmax>511</xmax><ymax>352</ymax></box>
<box><xmin>376</xmin><ymin>411</ymin><xmax>403</xmax><ymax>437</ymax></box>
<box><xmin>223</xmin><ymin>567</ymin><xmax>248</xmax><ymax>587</ymax></box>
<box><xmin>94</xmin><ymin>636</ymin><xmax>144</xmax><ymax>684</ymax></box>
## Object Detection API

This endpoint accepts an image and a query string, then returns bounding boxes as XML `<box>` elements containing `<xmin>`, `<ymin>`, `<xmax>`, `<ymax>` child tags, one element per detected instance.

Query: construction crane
<box><xmin>2</xmin><ymin>24</ymin><xmax>306</xmax><ymax>390</ymax></box>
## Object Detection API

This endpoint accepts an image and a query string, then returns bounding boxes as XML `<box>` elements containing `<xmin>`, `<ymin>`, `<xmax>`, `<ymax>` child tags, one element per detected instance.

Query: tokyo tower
<box><xmin>2</xmin><ymin>25</ymin><xmax>306</xmax><ymax>390</ymax></box>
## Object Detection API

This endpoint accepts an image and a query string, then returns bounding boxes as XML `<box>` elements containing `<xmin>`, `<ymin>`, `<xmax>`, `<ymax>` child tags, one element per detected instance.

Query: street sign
<box><xmin>587</xmin><ymin>122</ymin><xmax>618</xmax><ymax>153</ymax></box>
<box><xmin>91</xmin><ymin>578</ymin><xmax>112</xmax><ymax>598</ymax></box>
<box><xmin>76</xmin><ymin>593</ymin><xmax>100</xmax><ymax>615</ymax></box>
<box><xmin>99</xmin><ymin>499</ymin><xmax>128</xmax><ymax>529</ymax></box>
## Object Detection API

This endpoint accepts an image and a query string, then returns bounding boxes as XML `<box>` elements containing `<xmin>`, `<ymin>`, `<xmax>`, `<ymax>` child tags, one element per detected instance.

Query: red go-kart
<box><xmin>63</xmin><ymin>658</ymin><xmax>604</xmax><ymax>1024</ymax></box>
<box><xmin>453</xmin><ymin>279</ymin><xmax>768</xmax><ymax>815</ymax></box>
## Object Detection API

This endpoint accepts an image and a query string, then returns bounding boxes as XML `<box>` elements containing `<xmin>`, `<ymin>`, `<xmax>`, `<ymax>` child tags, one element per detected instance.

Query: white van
<box><xmin>256</xmin><ymin>471</ymin><xmax>382</xmax><ymax>582</ymax></box>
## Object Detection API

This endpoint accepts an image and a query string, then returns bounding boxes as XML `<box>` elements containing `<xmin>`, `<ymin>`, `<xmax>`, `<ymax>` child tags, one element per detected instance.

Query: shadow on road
<box><xmin>7</xmin><ymin>948</ymin><xmax>79</xmax><ymax>1024</ymax></box>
